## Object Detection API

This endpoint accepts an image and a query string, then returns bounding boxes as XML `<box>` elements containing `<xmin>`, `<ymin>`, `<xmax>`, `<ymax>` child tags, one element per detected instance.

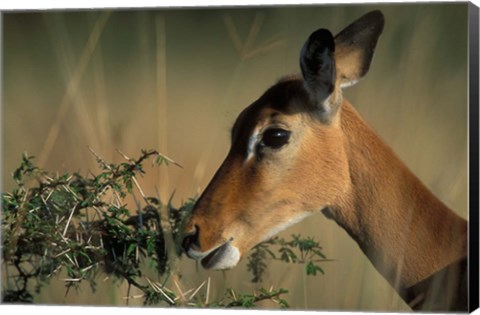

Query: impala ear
<box><xmin>300</xmin><ymin>10</ymin><xmax>385</xmax><ymax>122</ymax></box>
<box><xmin>300</xmin><ymin>28</ymin><xmax>337</xmax><ymax>118</ymax></box>
<box><xmin>334</xmin><ymin>10</ymin><xmax>385</xmax><ymax>88</ymax></box>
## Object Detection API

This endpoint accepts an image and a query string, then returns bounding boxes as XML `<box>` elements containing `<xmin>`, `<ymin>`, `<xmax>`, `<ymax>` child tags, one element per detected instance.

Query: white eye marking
<box><xmin>245</xmin><ymin>130</ymin><xmax>260</xmax><ymax>163</ymax></box>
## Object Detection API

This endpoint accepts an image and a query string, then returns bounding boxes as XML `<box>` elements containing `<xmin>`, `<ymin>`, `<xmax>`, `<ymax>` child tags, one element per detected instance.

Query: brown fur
<box><xmin>184</xmin><ymin>85</ymin><xmax>467</xmax><ymax>306</ymax></box>
<box><xmin>334</xmin><ymin>101</ymin><xmax>467</xmax><ymax>289</ymax></box>
<box><xmin>182</xmin><ymin>11</ymin><xmax>467</xmax><ymax>311</ymax></box>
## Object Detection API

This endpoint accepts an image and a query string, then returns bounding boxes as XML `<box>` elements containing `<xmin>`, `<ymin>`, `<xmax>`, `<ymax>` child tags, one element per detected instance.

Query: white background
<box><xmin>0</xmin><ymin>1</ymin><xmax>479</xmax><ymax>315</ymax></box>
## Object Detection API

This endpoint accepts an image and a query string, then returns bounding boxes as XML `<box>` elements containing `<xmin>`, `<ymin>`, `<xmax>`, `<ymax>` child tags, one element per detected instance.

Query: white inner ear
<box><xmin>339</xmin><ymin>78</ymin><xmax>359</xmax><ymax>89</ymax></box>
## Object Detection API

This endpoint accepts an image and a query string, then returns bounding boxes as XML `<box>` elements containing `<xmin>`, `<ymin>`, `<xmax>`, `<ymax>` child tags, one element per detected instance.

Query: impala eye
<box><xmin>260</xmin><ymin>128</ymin><xmax>291</xmax><ymax>149</ymax></box>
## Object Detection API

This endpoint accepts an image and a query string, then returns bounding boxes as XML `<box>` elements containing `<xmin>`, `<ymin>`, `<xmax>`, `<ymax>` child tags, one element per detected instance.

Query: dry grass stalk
<box><xmin>38</xmin><ymin>11</ymin><xmax>112</xmax><ymax>167</ymax></box>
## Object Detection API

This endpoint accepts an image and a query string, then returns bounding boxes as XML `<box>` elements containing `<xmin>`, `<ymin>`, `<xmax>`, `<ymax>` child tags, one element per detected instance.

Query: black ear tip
<box><xmin>308</xmin><ymin>29</ymin><xmax>335</xmax><ymax>52</ymax></box>
<box><xmin>366</xmin><ymin>10</ymin><xmax>385</xmax><ymax>29</ymax></box>
<box><xmin>368</xmin><ymin>9</ymin><xmax>385</xmax><ymax>19</ymax></box>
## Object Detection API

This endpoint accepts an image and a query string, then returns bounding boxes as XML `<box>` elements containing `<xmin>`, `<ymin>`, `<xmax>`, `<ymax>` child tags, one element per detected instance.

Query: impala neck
<box><xmin>331</xmin><ymin>100</ymin><xmax>467</xmax><ymax>290</ymax></box>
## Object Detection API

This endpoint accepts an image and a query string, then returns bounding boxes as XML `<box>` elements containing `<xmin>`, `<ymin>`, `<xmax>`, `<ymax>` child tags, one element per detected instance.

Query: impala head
<box><xmin>182</xmin><ymin>10</ymin><xmax>385</xmax><ymax>270</ymax></box>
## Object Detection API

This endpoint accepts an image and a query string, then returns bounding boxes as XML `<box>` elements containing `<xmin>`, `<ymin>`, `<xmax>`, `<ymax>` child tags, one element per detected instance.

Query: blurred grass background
<box><xmin>1</xmin><ymin>3</ymin><xmax>468</xmax><ymax>311</ymax></box>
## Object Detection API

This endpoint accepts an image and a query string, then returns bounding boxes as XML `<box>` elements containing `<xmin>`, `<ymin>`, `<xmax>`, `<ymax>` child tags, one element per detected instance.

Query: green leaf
<box><xmin>278</xmin><ymin>298</ymin><xmax>290</xmax><ymax>308</ymax></box>
<box><xmin>279</xmin><ymin>247</ymin><xmax>297</xmax><ymax>263</ymax></box>
<box><xmin>312</xmin><ymin>249</ymin><xmax>327</xmax><ymax>259</ymax></box>
<box><xmin>306</xmin><ymin>261</ymin><xmax>316</xmax><ymax>275</ymax></box>
<box><xmin>127</xmin><ymin>243</ymin><xmax>137</xmax><ymax>256</ymax></box>
<box><xmin>4</xmin><ymin>148</ymin><xmax>320</xmax><ymax>307</ymax></box>
<box><xmin>123</xmin><ymin>176</ymin><xmax>133</xmax><ymax>193</ymax></box>
<box><xmin>78</xmin><ymin>251</ymin><xmax>93</xmax><ymax>265</ymax></box>
<box><xmin>306</xmin><ymin>261</ymin><xmax>325</xmax><ymax>276</ymax></box>
<box><xmin>146</xmin><ymin>238</ymin><xmax>155</xmax><ymax>254</ymax></box>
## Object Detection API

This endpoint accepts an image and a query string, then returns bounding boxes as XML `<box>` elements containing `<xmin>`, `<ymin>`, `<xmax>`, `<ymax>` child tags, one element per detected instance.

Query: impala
<box><xmin>182</xmin><ymin>10</ymin><xmax>468</xmax><ymax>311</ymax></box>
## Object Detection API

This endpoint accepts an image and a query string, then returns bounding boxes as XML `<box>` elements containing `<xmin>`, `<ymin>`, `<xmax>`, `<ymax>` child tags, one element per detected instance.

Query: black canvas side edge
<box><xmin>468</xmin><ymin>2</ymin><xmax>479</xmax><ymax>313</ymax></box>
<box><xmin>0</xmin><ymin>10</ymin><xmax>4</xmax><ymax>304</ymax></box>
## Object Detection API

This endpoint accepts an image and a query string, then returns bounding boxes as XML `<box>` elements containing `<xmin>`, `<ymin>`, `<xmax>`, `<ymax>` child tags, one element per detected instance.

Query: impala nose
<box><xmin>182</xmin><ymin>225</ymin><xmax>200</xmax><ymax>254</ymax></box>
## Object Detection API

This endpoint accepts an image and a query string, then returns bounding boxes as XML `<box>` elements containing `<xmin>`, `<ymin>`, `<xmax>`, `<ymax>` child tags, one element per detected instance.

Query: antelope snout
<box><xmin>181</xmin><ymin>218</ymin><xmax>242</xmax><ymax>270</ymax></box>
<box><xmin>182</xmin><ymin>225</ymin><xmax>200</xmax><ymax>257</ymax></box>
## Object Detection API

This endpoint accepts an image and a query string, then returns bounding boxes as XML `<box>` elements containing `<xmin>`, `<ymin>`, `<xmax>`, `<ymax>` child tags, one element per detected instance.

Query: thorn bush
<box><xmin>1</xmin><ymin>149</ymin><xmax>329</xmax><ymax>307</ymax></box>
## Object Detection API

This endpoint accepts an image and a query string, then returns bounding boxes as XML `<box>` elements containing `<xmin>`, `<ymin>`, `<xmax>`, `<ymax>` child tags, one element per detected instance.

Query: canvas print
<box><xmin>1</xmin><ymin>2</ymin><xmax>478</xmax><ymax>313</ymax></box>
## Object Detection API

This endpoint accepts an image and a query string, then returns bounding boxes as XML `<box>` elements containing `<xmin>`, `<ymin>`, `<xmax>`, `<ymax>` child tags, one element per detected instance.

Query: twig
<box><xmin>188</xmin><ymin>280</ymin><xmax>206</xmax><ymax>301</ymax></box>
<box><xmin>62</xmin><ymin>205</ymin><xmax>78</xmax><ymax>237</ymax></box>
<box><xmin>126</xmin><ymin>283</ymin><xmax>131</xmax><ymax>306</ymax></box>
<box><xmin>173</xmin><ymin>279</ymin><xmax>187</xmax><ymax>304</ymax></box>
<box><xmin>63</xmin><ymin>278</ymin><xmax>82</xmax><ymax>282</ymax></box>
<box><xmin>205</xmin><ymin>277</ymin><xmax>211</xmax><ymax>306</ymax></box>
<box><xmin>146</xmin><ymin>278</ymin><xmax>175</xmax><ymax>305</ymax></box>
<box><xmin>131</xmin><ymin>176</ymin><xmax>148</xmax><ymax>203</ymax></box>
<box><xmin>88</xmin><ymin>146</ymin><xmax>112</xmax><ymax>171</ymax></box>
<box><xmin>155</xmin><ymin>152</ymin><xmax>183</xmax><ymax>169</ymax></box>
<box><xmin>122</xmin><ymin>294</ymin><xmax>145</xmax><ymax>300</ymax></box>
<box><xmin>54</xmin><ymin>249</ymin><xmax>72</xmax><ymax>258</ymax></box>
